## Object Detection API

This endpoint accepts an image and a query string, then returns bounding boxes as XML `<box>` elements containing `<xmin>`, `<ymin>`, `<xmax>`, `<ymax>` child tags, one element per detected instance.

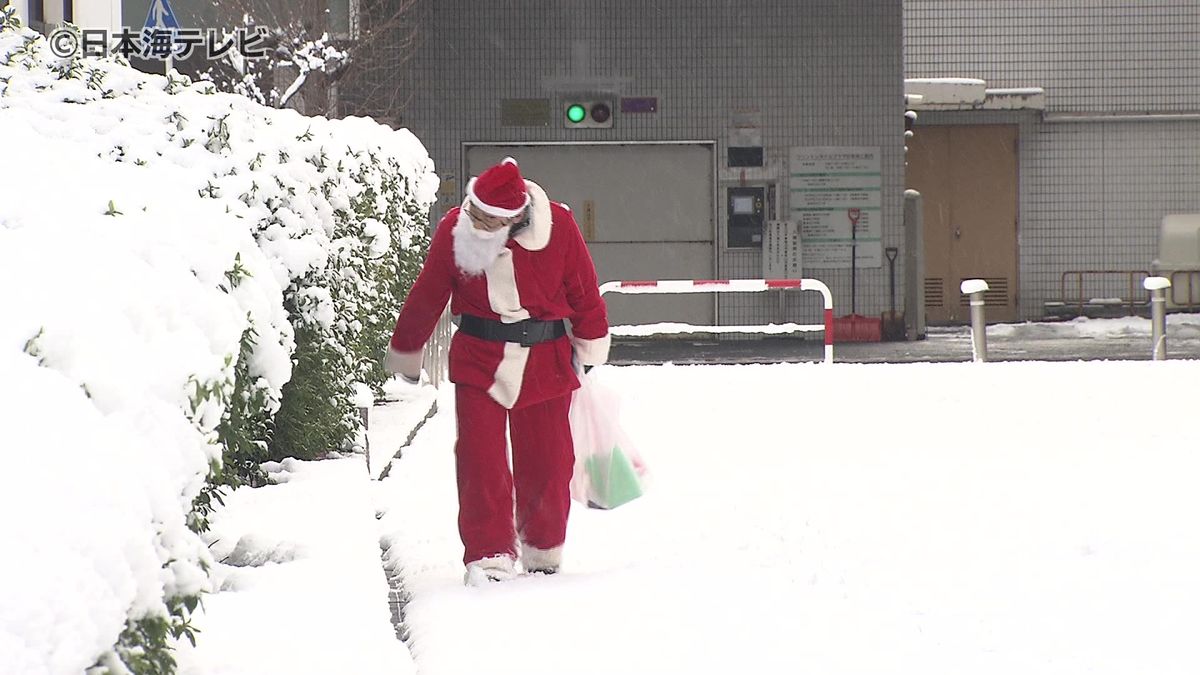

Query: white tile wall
<box><xmin>905</xmin><ymin>0</ymin><xmax>1200</xmax><ymax>113</ymax></box>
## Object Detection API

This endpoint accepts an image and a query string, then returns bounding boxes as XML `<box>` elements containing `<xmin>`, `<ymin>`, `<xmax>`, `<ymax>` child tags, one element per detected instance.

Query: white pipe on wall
<box><xmin>1044</xmin><ymin>112</ymin><xmax>1200</xmax><ymax>123</ymax></box>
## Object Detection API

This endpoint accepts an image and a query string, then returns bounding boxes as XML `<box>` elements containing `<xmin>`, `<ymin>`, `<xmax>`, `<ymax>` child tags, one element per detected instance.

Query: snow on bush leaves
<box><xmin>0</xmin><ymin>8</ymin><xmax>436</xmax><ymax>674</ymax></box>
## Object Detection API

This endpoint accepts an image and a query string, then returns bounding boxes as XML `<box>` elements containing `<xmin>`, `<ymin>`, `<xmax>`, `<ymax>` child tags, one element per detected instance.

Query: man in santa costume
<box><xmin>385</xmin><ymin>157</ymin><xmax>610</xmax><ymax>585</ymax></box>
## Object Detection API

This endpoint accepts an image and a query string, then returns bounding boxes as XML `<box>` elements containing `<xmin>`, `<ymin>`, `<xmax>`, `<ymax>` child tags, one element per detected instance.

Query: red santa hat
<box><xmin>466</xmin><ymin>157</ymin><xmax>530</xmax><ymax>218</ymax></box>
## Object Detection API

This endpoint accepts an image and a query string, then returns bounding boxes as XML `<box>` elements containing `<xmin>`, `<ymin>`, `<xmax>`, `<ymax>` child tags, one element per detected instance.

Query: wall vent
<box><xmin>924</xmin><ymin>277</ymin><xmax>944</xmax><ymax>307</ymax></box>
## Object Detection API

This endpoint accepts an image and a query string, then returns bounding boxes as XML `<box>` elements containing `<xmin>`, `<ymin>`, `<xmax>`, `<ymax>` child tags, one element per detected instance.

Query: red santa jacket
<box><xmin>386</xmin><ymin>180</ymin><xmax>610</xmax><ymax>409</ymax></box>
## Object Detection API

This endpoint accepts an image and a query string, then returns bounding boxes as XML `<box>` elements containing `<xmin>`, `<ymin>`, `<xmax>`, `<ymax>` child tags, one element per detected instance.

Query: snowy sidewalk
<box><xmin>174</xmin><ymin>457</ymin><xmax>414</xmax><ymax>675</ymax></box>
<box><xmin>172</xmin><ymin>378</ymin><xmax>441</xmax><ymax>674</ymax></box>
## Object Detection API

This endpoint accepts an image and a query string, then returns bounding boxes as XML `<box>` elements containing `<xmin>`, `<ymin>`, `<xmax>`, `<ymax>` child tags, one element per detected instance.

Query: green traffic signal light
<box><xmin>566</xmin><ymin>103</ymin><xmax>587</xmax><ymax>124</ymax></box>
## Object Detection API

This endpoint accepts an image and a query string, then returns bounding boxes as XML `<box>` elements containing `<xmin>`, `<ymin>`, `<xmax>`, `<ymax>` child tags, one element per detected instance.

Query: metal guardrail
<box><xmin>599</xmin><ymin>278</ymin><xmax>835</xmax><ymax>363</ymax></box>
<box><xmin>1059</xmin><ymin>269</ymin><xmax>1151</xmax><ymax>315</ymax></box>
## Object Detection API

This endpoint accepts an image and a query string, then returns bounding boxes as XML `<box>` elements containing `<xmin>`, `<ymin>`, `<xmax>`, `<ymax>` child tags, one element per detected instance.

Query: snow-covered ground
<box><xmin>988</xmin><ymin>313</ymin><xmax>1200</xmax><ymax>340</ymax></box>
<box><xmin>178</xmin><ymin>347</ymin><xmax>1200</xmax><ymax>675</ymax></box>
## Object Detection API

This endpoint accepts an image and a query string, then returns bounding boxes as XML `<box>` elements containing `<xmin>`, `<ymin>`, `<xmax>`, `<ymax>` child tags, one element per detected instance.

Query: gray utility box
<box><xmin>1158</xmin><ymin>214</ymin><xmax>1200</xmax><ymax>310</ymax></box>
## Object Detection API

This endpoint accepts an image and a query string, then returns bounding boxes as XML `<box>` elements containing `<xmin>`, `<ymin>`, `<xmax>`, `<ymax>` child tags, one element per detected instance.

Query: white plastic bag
<box><xmin>569</xmin><ymin>370</ymin><xmax>648</xmax><ymax>509</ymax></box>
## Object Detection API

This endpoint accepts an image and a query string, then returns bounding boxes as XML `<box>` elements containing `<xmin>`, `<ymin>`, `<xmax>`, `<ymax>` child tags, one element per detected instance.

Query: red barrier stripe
<box><xmin>765</xmin><ymin>279</ymin><xmax>802</xmax><ymax>288</ymax></box>
<box><xmin>692</xmin><ymin>279</ymin><xmax>731</xmax><ymax>286</ymax></box>
<box><xmin>620</xmin><ymin>280</ymin><xmax>659</xmax><ymax>287</ymax></box>
<box><xmin>824</xmin><ymin>308</ymin><xmax>834</xmax><ymax>345</ymax></box>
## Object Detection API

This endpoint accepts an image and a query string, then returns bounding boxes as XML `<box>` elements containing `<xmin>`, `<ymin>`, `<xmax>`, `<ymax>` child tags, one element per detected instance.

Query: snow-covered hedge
<box><xmin>0</xmin><ymin>7</ymin><xmax>436</xmax><ymax>673</ymax></box>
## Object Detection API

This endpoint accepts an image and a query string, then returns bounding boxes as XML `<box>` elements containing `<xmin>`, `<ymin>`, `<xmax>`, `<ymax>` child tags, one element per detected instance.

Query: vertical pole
<box><xmin>961</xmin><ymin>279</ymin><xmax>989</xmax><ymax>362</ymax></box>
<box><xmin>969</xmin><ymin>292</ymin><xmax>988</xmax><ymax>363</ymax></box>
<box><xmin>1144</xmin><ymin>276</ymin><xmax>1171</xmax><ymax>360</ymax></box>
<box><xmin>850</xmin><ymin>232</ymin><xmax>858</xmax><ymax>315</ymax></box>
<box><xmin>904</xmin><ymin>191</ymin><xmax>925</xmax><ymax>340</ymax></box>
<box><xmin>1151</xmin><ymin>288</ymin><xmax>1167</xmax><ymax>360</ymax></box>
<box><xmin>359</xmin><ymin>405</ymin><xmax>370</xmax><ymax>474</ymax></box>
<box><xmin>848</xmin><ymin>208</ymin><xmax>861</xmax><ymax>315</ymax></box>
<box><xmin>885</xmin><ymin>246</ymin><xmax>899</xmax><ymax>314</ymax></box>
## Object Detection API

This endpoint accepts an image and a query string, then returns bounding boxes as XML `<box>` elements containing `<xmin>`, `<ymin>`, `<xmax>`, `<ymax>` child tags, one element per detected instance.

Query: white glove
<box><xmin>385</xmin><ymin>369</ymin><xmax>428</xmax><ymax>401</ymax></box>
<box><xmin>571</xmin><ymin>353</ymin><xmax>594</xmax><ymax>377</ymax></box>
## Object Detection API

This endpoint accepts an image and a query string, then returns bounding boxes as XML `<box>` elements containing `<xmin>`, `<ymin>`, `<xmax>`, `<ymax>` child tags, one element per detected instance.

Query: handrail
<box><xmin>422</xmin><ymin>308</ymin><xmax>453</xmax><ymax>387</ymax></box>
<box><xmin>598</xmin><ymin>278</ymin><xmax>835</xmax><ymax>363</ymax></box>
<box><xmin>1059</xmin><ymin>269</ymin><xmax>1151</xmax><ymax>315</ymax></box>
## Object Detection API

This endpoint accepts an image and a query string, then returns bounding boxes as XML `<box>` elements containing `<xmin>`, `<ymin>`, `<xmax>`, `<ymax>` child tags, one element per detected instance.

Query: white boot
<box><xmin>520</xmin><ymin>543</ymin><xmax>562</xmax><ymax>575</ymax></box>
<box><xmin>464</xmin><ymin>555</ymin><xmax>517</xmax><ymax>586</ymax></box>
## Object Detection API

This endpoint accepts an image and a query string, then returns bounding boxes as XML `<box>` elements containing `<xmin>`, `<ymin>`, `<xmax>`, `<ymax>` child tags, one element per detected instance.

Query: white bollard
<box><xmin>960</xmin><ymin>279</ymin><xmax>990</xmax><ymax>362</ymax></box>
<box><xmin>1143</xmin><ymin>276</ymin><xmax>1171</xmax><ymax>360</ymax></box>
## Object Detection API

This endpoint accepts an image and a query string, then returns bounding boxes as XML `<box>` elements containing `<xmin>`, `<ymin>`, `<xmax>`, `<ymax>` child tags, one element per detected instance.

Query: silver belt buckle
<box><xmin>517</xmin><ymin>321</ymin><xmax>534</xmax><ymax>347</ymax></box>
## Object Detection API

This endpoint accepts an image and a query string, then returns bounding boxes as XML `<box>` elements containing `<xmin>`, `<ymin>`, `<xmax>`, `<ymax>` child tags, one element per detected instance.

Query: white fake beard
<box><xmin>452</xmin><ymin>211</ymin><xmax>512</xmax><ymax>277</ymax></box>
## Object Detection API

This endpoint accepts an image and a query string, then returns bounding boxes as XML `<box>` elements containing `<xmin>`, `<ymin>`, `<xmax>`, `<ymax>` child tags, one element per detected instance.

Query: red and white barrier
<box><xmin>598</xmin><ymin>278</ymin><xmax>834</xmax><ymax>363</ymax></box>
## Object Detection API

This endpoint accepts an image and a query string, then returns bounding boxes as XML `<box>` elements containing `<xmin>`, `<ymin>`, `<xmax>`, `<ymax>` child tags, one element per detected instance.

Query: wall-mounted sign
<box><xmin>763</xmin><ymin>220</ymin><xmax>802</xmax><ymax>279</ymax></box>
<box><xmin>789</xmin><ymin>146</ymin><xmax>882</xmax><ymax>268</ymax></box>
<box><xmin>581</xmin><ymin>199</ymin><xmax>597</xmax><ymax>240</ymax></box>
<box><xmin>500</xmin><ymin>99</ymin><xmax>551</xmax><ymax>127</ymax></box>
<box><xmin>620</xmin><ymin>97</ymin><xmax>658</xmax><ymax>113</ymax></box>
<box><xmin>730</xmin><ymin>107</ymin><xmax>763</xmax><ymax>148</ymax></box>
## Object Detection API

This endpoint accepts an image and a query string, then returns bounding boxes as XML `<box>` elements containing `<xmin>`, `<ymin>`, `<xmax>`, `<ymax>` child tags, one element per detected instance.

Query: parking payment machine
<box><xmin>727</xmin><ymin>186</ymin><xmax>766</xmax><ymax>247</ymax></box>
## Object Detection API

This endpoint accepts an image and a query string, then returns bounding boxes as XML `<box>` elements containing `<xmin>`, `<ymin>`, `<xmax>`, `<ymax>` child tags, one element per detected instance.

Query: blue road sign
<box><xmin>143</xmin><ymin>0</ymin><xmax>181</xmax><ymax>32</ymax></box>
<box><xmin>141</xmin><ymin>0</ymin><xmax>185</xmax><ymax>58</ymax></box>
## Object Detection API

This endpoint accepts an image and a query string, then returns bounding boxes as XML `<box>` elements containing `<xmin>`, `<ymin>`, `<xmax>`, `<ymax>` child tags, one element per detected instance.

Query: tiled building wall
<box><xmin>400</xmin><ymin>0</ymin><xmax>904</xmax><ymax>328</ymax></box>
<box><xmin>905</xmin><ymin>0</ymin><xmax>1200</xmax><ymax>113</ymax></box>
<box><xmin>906</xmin><ymin>1</ymin><xmax>1200</xmax><ymax>319</ymax></box>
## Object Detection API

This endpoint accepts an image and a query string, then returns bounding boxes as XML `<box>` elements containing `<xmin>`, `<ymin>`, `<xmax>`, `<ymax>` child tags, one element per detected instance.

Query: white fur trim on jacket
<box><xmin>484</xmin><ymin>248</ymin><xmax>531</xmax><ymax>409</ymax></box>
<box><xmin>520</xmin><ymin>542</ymin><xmax>562</xmax><ymax>572</ymax></box>
<box><xmin>510</xmin><ymin>181</ymin><xmax>552</xmax><ymax>251</ymax></box>
<box><xmin>571</xmin><ymin>333</ymin><xmax>611</xmax><ymax>366</ymax></box>
<box><xmin>486</xmin><ymin>249</ymin><xmax>532</xmax><ymax>322</ymax></box>
<box><xmin>487</xmin><ymin>342</ymin><xmax>530</xmax><ymax>409</ymax></box>
<box><xmin>383</xmin><ymin>346</ymin><xmax>423</xmax><ymax>380</ymax></box>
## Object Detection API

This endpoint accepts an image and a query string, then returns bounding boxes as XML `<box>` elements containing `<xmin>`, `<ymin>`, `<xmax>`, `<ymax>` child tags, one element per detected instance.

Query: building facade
<box><xmin>17</xmin><ymin>1</ymin><xmax>1200</xmax><ymax>327</ymax></box>
<box><xmin>393</xmin><ymin>0</ymin><xmax>905</xmax><ymax>330</ymax></box>
<box><xmin>905</xmin><ymin>0</ymin><xmax>1200</xmax><ymax>321</ymax></box>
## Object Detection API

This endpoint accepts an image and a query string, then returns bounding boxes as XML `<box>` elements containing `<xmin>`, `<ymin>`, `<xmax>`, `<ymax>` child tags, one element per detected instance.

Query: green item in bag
<box><xmin>585</xmin><ymin>444</ymin><xmax>644</xmax><ymax>509</ymax></box>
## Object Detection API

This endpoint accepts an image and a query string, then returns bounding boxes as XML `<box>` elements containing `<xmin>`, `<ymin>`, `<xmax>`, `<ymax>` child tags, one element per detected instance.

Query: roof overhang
<box><xmin>905</xmin><ymin>78</ymin><xmax>1045</xmax><ymax>111</ymax></box>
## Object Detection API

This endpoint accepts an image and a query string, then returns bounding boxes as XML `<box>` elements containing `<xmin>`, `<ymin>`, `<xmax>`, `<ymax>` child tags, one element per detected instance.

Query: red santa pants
<box><xmin>454</xmin><ymin>384</ymin><xmax>575</xmax><ymax>565</ymax></box>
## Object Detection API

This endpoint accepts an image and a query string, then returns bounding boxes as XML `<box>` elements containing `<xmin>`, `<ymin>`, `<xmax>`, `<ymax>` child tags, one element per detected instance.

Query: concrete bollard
<box><xmin>1143</xmin><ymin>276</ymin><xmax>1171</xmax><ymax>360</ymax></box>
<box><xmin>961</xmin><ymin>279</ymin><xmax>990</xmax><ymax>362</ymax></box>
<box><xmin>904</xmin><ymin>191</ymin><xmax>926</xmax><ymax>340</ymax></box>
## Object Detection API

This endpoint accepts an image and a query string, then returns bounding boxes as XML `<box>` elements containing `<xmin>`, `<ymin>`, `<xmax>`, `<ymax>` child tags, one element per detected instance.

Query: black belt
<box><xmin>459</xmin><ymin>314</ymin><xmax>566</xmax><ymax>347</ymax></box>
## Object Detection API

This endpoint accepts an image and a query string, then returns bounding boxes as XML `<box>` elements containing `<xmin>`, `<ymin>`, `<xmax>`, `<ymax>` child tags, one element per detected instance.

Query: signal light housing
<box><xmin>564</xmin><ymin>100</ymin><xmax>613</xmax><ymax>128</ymax></box>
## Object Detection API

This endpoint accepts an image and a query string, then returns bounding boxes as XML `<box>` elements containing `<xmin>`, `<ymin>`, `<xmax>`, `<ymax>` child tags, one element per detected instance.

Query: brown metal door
<box><xmin>906</xmin><ymin>125</ymin><xmax>1019</xmax><ymax>323</ymax></box>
